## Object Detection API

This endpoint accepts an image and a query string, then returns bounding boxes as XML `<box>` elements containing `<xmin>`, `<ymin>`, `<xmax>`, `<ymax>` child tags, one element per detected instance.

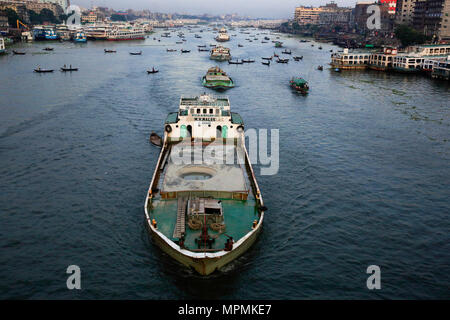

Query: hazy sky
<box><xmin>74</xmin><ymin>0</ymin><xmax>358</xmax><ymax>18</ymax></box>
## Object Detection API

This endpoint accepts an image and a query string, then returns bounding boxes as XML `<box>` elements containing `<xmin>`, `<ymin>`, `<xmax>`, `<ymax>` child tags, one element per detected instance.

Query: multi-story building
<box><xmin>395</xmin><ymin>0</ymin><xmax>418</xmax><ymax>25</ymax></box>
<box><xmin>319</xmin><ymin>7</ymin><xmax>353</xmax><ymax>27</ymax></box>
<box><xmin>413</xmin><ymin>0</ymin><xmax>450</xmax><ymax>41</ymax></box>
<box><xmin>81</xmin><ymin>11</ymin><xmax>99</xmax><ymax>24</ymax></box>
<box><xmin>26</xmin><ymin>1</ymin><xmax>64</xmax><ymax>17</ymax></box>
<box><xmin>39</xmin><ymin>0</ymin><xmax>70</xmax><ymax>11</ymax></box>
<box><xmin>295</xmin><ymin>2</ymin><xmax>354</xmax><ymax>27</ymax></box>
<box><xmin>354</xmin><ymin>1</ymin><xmax>378</xmax><ymax>31</ymax></box>
<box><xmin>295</xmin><ymin>6</ymin><xmax>325</xmax><ymax>25</ymax></box>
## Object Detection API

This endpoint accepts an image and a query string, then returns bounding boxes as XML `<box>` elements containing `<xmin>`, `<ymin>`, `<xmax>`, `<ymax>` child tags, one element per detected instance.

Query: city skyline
<box><xmin>73</xmin><ymin>0</ymin><xmax>359</xmax><ymax>18</ymax></box>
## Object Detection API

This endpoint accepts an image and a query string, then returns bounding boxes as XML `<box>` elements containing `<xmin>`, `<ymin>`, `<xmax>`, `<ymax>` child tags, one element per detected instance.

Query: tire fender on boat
<box><xmin>165</xmin><ymin>125</ymin><xmax>172</xmax><ymax>133</ymax></box>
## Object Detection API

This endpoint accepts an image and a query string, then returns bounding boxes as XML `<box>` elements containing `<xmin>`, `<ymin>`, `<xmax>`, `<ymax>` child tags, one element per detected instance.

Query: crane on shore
<box><xmin>16</xmin><ymin>20</ymin><xmax>33</xmax><ymax>42</ymax></box>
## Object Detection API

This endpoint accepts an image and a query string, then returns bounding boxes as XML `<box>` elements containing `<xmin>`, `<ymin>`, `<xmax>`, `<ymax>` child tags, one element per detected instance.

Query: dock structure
<box><xmin>431</xmin><ymin>60</ymin><xmax>450</xmax><ymax>80</ymax></box>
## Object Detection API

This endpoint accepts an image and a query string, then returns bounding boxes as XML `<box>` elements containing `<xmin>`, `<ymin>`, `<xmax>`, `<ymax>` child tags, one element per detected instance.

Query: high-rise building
<box><xmin>294</xmin><ymin>2</ymin><xmax>352</xmax><ymax>26</ymax></box>
<box><xmin>413</xmin><ymin>0</ymin><xmax>450</xmax><ymax>40</ymax></box>
<box><xmin>39</xmin><ymin>0</ymin><xmax>70</xmax><ymax>11</ymax></box>
<box><xmin>395</xmin><ymin>0</ymin><xmax>418</xmax><ymax>25</ymax></box>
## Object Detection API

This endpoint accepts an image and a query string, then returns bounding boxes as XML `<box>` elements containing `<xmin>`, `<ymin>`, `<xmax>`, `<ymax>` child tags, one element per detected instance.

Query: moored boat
<box><xmin>144</xmin><ymin>94</ymin><xmax>266</xmax><ymax>275</ymax></box>
<box><xmin>74</xmin><ymin>31</ymin><xmax>87</xmax><ymax>43</ymax></box>
<box><xmin>202</xmin><ymin>66</ymin><xmax>235</xmax><ymax>90</ymax></box>
<box><xmin>150</xmin><ymin>132</ymin><xmax>162</xmax><ymax>147</ymax></box>
<box><xmin>106</xmin><ymin>26</ymin><xmax>145</xmax><ymax>41</ymax></box>
<box><xmin>13</xmin><ymin>50</ymin><xmax>26</xmax><ymax>55</ymax></box>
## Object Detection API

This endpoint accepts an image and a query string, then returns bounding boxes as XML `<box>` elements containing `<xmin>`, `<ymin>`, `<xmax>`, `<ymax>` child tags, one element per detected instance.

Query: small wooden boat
<box><xmin>317</xmin><ymin>65</ymin><xmax>323</xmax><ymax>71</ymax></box>
<box><xmin>238</xmin><ymin>44</ymin><xmax>243</xmax><ymax>47</ymax></box>
<box><xmin>242</xmin><ymin>59</ymin><xmax>255</xmax><ymax>63</ymax></box>
<box><xmin>147</xmin><ymin>68</ymin><xmax>159</xmax><ymax>74</ymax></box>
<box><xmin>43</xmin><ymin>47</ymin><xmax>54</xmax><ymax>51</ymax></box>
<box><xmin>198</xmin><ymin>45</ymin><xmax>207</xmax><ymax>48</ymax></box>
<box><xmin>129</xmin><ymin>51</ymin><xmax>142</xmax><ymax>55</ymax></box>
<box><xmin>181</xmin><ymin>49</ymin><xmax>190</xmax><ymax>53</ymax></box>
<box><xmin>318</xmin><ymin>46</ymin><xmax>322</xmax><ymax>50</ymax></box>
<box><xmin>293</xmin><ymin>56</ymin><xmax>303</xmax><ymax>61</ymax></box>
<box><xmin>262</xmin><ymin>57</ymin><xmax>273</xmax><ymax>60</ymax></box>
<box><xmin>104</xmin><ymin>49</ymin><xmax>116</xmax><ymax>53</ymax></box>
<box><xmin>282</xmin><ymin>49</ymin><xmax>292</xmax><ymax>54</ymax></box>
<box><xmin>290</xmin><ymin>77</ymin><xmax>309</xmax><ymax>94</ymax></box>
<box><xmin>228</xmin><ymin>60</ymin><xmax>243</xmax><ymax>65</ymax></box>
<box><xmin>13</xmin><ymin>50</ymin><xmax>26</xmax><ymax>55</ymax></box>
<box><xmin>198</xmin><ymin>48</ymin><xmax>209</xmax><ymax>52</ymax></box>
<box><xmin>262</xmin><ymin>61</ymin><xmax>270</xmax><ymax>66</ymax></box>
<box><xmin>276</xmin><ymin>58</ymin><xmax>289</xmax><ymax>63</ymax></box>
<box><xmin>167</xmin><ymin>49</ymin><xmax>177</xmax><ymax>52</ymax></box>
<box><xmin>176</xmin><ymin>41</ymin><xmax>183</xmax><ymax>44</ymax></box>
<box><xmin>150</xmin><ymin>132</ymin><xmax>162</xmax><ymax>147</ymax></box>
<box><xmin>34</xmin><ymin>68</ymin><xmax>54</xmax><ymax>73</ymax></box>
<box><xmin>61</xmin><ymin>66</ymin><xmax>78</xmax><ymax>72</ymax></box>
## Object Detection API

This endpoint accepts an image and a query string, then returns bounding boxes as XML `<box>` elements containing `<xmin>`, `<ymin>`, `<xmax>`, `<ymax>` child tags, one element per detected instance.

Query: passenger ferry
<box><xmin>33</xmin><ymin>26</ymin><xmax>58</xmax><ymax>41</ymax></box>
<box><xmin>330</xmin><ymin>48</ymin><xmax>370</xmax><ymax>69</ymax></box>
<box><xmin>144</xmin><ymin>94</ymin><xmax>266</xmax><ymax>275</ymax></box>
<box><xmin>56</xmin><ymin>25</ymin><xmax>71</xmax><ymax>41</ymax></box>
<box><xmin>210</xmin><ymin>46</ymin><xmax>231</xmax><ymax>61</ymax></box>
<box><xmin>74</xmin><ymin>31</ymin><xmax>87</xmax><ymax>43</ymax></box>
<box><xmin>215</xmin><ymin>28</ymin><xmax>230</xmax><ymax>42</ymax></box>
<box><xmin>202</xmin><ymin>66</ymin><xmax>235</xmax><ymax>90</ymax></box>
<box><xmin>106</xmin><ymin>26</ymin><xmax>145</xmax><ymax>41</ymax></box>
<box><xmin>84</xmin><ymin>25</ymin><xmax>109</xmax><ymax>40</ymax></box>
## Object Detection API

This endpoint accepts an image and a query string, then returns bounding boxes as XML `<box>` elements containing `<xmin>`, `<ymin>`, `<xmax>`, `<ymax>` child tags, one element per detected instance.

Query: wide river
<box><xmin>0</xmin><ymin>27</ymin><xmax>449</xmax><ymax>299</ymax></box>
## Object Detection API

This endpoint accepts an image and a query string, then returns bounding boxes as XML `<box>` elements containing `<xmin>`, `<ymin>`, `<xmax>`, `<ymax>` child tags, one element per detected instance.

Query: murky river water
<box><xmin>0</xmin><ymin>28</ymin><xmax>449</xmax><ymax>299</ymax></box>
